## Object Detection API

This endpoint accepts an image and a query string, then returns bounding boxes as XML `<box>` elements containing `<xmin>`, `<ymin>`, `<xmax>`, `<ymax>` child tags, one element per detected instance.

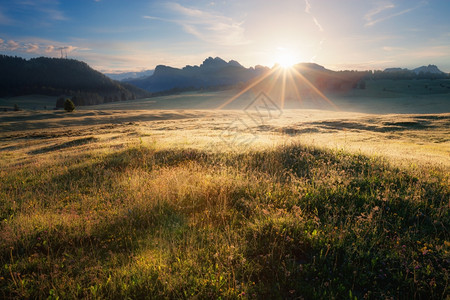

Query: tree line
<box><xmin>0</xmin><ymin>55</ymin><xmax>150</xmax><ymax>107</ymax></box>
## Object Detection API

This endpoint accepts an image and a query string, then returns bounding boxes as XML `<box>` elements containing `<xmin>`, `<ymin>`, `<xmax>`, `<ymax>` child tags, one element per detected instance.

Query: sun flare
<box><xmin>275</xmin><ymin>50</ymin><xmax>298</xmax><ymax>69</ymax></box>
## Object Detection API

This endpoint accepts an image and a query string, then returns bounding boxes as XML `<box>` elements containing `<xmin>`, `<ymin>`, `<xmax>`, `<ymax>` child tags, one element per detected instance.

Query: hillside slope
<box><xmin>0</xmin><ymin>55</ymin><xmax>150</xmax><ymax>107</ymax></box>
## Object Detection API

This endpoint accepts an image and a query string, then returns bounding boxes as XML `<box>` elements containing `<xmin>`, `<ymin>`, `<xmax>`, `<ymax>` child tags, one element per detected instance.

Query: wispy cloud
<box><xmin>304</xmin><ymin>0</ymin><xmax>311</xmax><ymax>14</ymax></box>
<box><xmin>364</xmin><ymin>1</ymin><xmax>427</xmax><ymax>27</ymax></box>
<box><xmin>313</xmin><ymin>17</ymin><xmax>323</xmax><ymax>32</ymax></box>
<box><xmin>143</xmin><ymin>2</ymin><xmax>248</xmax><ymax>46</ymax></box>
<box><xmin>304</xmin><ymin>0</ymin><xmax>324</xmax><ymax>32</ymax></box>
<box><xmin>40</xmin><ymin>7</ymin><xmax>66</xmax><ymax>21</ymax></box>
<box><xmin>11</xmin><ymin>0</ymin><xmax>67</xmax><ymax>22</ymax></box>
<box><xmin>382</xmin><ymin>46</ymin><xmax>406</xmax><ymax>51</ymax></box>
<box><xmin>406</xmin><ymin>45</ymin><xmax>450</xmax><ymax>58</ymax></box>
<box><xmin>0</xmin><ymin>8</ymin><xmax>14</xmax><ymax>25</ymax></box>
<box><xmin>364</xmin><ymin>2</ymin><xmax>395</xmax><ymax>24</ymax></box>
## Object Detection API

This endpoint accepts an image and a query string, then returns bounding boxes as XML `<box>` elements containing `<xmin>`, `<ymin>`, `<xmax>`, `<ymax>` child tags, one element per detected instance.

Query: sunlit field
<box><xmin>2</xmin><ymin>0</ymin><xmax>450</xmax><ymax>298</ymax></box>
<box><xmin>1</xmin><ymin>98</ymin><xmax>449</xmax><ymax>298</ymax></box>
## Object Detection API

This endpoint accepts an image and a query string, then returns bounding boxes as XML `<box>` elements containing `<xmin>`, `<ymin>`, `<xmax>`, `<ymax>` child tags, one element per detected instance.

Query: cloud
<box><xmin>364</xmin><ymin>2</ymin><xmax>395</xmax><ymax>24</ymax></box>
<box><xmin>303</xmin><ymin>0</ymin><xmax>324</xmax><ymax>32</ymax></box>
<box><xmin>364</xmin><ymin>1</ymin><xmax>427</xmax><ymax>27</ymax></box>
<box><xmin>406</xmin><ymin>46</ymin><xmax>450</xmax><ymax>58</ymax></box>
<box><xmin>0</xmin><ymin>8</ymin><xmax>14</xmax><ymax>25</ymax></box>
<box><xmin>41</xmin><ymin>7</ymin><xmax>67</xmax><ymax>21</ymax></box>
<box><xmin>304</xmin><ymin>0</ymin><xmax>311</xmax><ymax>13</ymax></box>
<box><xmin>144</xmin><ymin>2</ymin><xmax>248</xmax><ymax>46</ymax></box>
<box><xmin>313</xmin><ymin>17</ymin><xmax>323</xmax><ymax>32</ymax></box>
<box><xmin>0</xmin><ymin>38</ymin><xmax>79</xmax><ymax>56</ymax></box>
<box><xmin>7</xmin><ymin>40</ymin><xmax>20</xmax><ymax>51</ymax></box>
<box><xmin>143</xmin><ymin>16</ymin><xmax>166</xmax><ymax>21</ymax></box>
<box><xmin>25</xmin><ymin>43</ymin><xmax>39</xmax><ymax>53</ymax></box>
<box><xmin>382</xmin><ymin>46</ymin><xmax>406</xmax><ymax>51</ymax></box>
<box><xmin>45</xmin><ymin>45</ymin><xmax>55</xmax><ymax>53</ymax></box>
<box><xmin>12</xmin><ymin>0</ymin><xmax>67</xmax><ymax>22</ymax></box>
<box><xmin>48</xmin><ymin>45</ymin><xmax>79</xmax><ymax>56</ymax></box>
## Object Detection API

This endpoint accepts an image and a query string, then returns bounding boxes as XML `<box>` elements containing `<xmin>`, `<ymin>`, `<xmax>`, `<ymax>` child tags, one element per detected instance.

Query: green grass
<box><xmin>0</xmin><ymin>95</ymin><xmax>57</xmax><ymax>111</ymax></box>
<box><xmin>0</xmin><ymin>143</ymin><xmax>448</xmax><ymax>299</ymax></box>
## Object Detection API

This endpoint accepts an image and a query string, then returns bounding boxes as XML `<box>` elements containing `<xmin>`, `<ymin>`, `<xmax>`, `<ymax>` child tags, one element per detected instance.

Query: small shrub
<box><xmin>64</xmin><ymin>98</ymin><xmax>75</xmax><ymax>112</ymax></box>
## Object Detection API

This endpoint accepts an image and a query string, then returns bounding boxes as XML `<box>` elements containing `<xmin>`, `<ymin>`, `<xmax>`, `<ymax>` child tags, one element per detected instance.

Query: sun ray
<box><xmin>264</xmin><ymin>68</ymin><xmax>283</xmax><ymax>97</ymax></box>
<box><xmin>216</xmin><ymin>66</ymin><xmax>280</xmax><ymax>110</ymax></box>
<box><xmin>216</xmin><ymin>63</ymin><xmax>339</xmax><ymax>111</ymax></box>
<box><xmin>290</xmin><ymin>67</ymin><xmax>340</xmax><ymax>111</ymax></box>
<box><xmin>280</xmin><ymin>69</ymin><xmax>287</xmax><ymax>109</ymax></box>
<box><xmin>287</xmin><ymin>70</ymin><xmax>303</xmax><ymax>106</ymax></box>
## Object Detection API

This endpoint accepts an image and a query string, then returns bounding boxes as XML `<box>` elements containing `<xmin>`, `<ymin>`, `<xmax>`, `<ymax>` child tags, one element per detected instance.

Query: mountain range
<box><xmin>105</xmin><ymin>70</ymin><xmax>154</xmax><ymax>81</ymax></box>
<box><xmin>126</xmin><ymin>57</ymin><xmax>269</xmax><ymax>93</ymax></box>
<box><xmin>1</xmin><ymin>53</ymin><xmax>448</xmax><ymax>109</ymax></box>
<box><xmin>125</xmin><ymin>58</ymin><xmax>449</xmax><ymax>94</ymax></box>
<box><xmin>384</xmin><ymin>64</ymin><xmax>445</xmax><ymax>75</ymax></box>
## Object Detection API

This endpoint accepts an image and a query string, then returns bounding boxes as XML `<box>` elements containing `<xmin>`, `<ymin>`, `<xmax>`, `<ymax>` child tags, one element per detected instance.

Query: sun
<box><xmin>275</xmin><ymin>50</ymin><xmax>298</xmax><ymax>69</ymax></box>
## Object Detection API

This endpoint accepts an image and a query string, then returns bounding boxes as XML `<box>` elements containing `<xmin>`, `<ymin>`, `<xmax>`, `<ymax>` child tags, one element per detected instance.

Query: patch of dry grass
<box><xmin>0</xmin><ymin>109</ymin><xmax>448</xmax><ymax>298</ymax></box>
<box><xmin>0</xmin><ymin>139</ymin><xmax>449</xmax><ymax>298</ymax></box>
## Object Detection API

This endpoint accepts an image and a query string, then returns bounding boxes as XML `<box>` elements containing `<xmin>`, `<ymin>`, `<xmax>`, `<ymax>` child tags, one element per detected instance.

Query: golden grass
<box><xmin>1</xmin><ymin>109</ymin><xmax>448</xmax><ymax>171</ymax></box>
<box><xmin>0</xmin><ymin>108</ymin><xmax>448</xmax><ymax>298</ymax></box>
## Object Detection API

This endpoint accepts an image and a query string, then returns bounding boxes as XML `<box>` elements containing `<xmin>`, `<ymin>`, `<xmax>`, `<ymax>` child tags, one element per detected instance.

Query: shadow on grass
<box><xmin>28</xmin><ymin>137</ymin><xmax>98</xmax><ymax>154</ymax></box>
<box><xmin>0</xmin><ymin>201</ymin><xmax>187</xmax><ymax>298</ymax></box>
<box><xmin>1</xmin><ymin>143</ymin><xmax>449</xmax><ymax>299</ymax></box>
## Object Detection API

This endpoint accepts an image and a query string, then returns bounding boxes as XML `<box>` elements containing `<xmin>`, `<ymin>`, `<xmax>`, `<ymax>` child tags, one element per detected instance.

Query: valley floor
<box><xmin>0</xmin><ymin>108</ymin><xmax>449</xmax><ymax>299</ymax></box>
<box><xmin>1</xmin><ymin>109</ymin><xmax>449</xmax><ymax>171</ymax></box>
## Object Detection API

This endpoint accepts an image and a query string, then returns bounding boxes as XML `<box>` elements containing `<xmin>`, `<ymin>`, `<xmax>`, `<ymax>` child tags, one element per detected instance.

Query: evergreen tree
<box><xmin>64</xmin><ymin>98</ymin><xmax>75</xmax><ymax>112</ymax></box>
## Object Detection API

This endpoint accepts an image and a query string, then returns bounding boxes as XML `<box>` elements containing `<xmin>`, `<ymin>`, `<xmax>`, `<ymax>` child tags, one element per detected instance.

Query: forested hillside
<box><xmin>0</xmin><ymin>55</ymin><xmax>150</xmax><ymax>107</ymax></box>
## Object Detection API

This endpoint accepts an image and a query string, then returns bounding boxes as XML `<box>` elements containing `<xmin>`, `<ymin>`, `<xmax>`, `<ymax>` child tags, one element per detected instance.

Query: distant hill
<box><xmin>413</xmin><ymin>65</ymin><xmax>445</xmax><ymax>75</ymax></box>
<box><xmin>127</xmin><ymin>57</ymin><xmax>269</xmax><ymax>93</ymax></box>
<box><xmin>384</xmin><ymin>68</ymin><xmax>408</xmax><ymax>73</ymax></box>
<box><xmin>248</xmin><ymin>62</ymin><xmax>370</xmax><ymax>98</ymax></box>
<box><xmin>0</xmin><ymin>55</ymin><xmax>150</xmax><ymax>107</ymax></box>
<box><xmin>380</xmin><ymin>65</ymin><xmax>448</xmax><ymax>79</ymax></box>
<box><xmin>105</xmin><ymin>69</ymin><xmax>154</xmax><ymax>81</ymax></box>
<box><xmin>125</xmin><ymin>58</ymin><xmax>448</xmax><ymax>95</ymax></box>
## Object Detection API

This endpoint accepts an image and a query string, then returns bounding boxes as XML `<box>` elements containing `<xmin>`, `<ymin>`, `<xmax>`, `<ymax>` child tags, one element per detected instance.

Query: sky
<box><xmin>0</xmin><ymin>0</ymin><xmax>449</xmax><ymax>73</ymax></box>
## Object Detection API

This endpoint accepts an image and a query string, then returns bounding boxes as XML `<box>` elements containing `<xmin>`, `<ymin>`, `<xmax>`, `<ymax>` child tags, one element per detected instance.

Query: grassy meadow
<box><xmin>0</xmin><ymin>101</ymin><xmax>449</xmax><ymax>298</ymax></box>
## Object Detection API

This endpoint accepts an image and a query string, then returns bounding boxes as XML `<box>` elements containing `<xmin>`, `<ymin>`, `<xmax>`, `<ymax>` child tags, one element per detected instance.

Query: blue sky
<box><xmin>0</xmin><ymin>0</ymin><xmax>449</xmax><ymax>73</ymax></box>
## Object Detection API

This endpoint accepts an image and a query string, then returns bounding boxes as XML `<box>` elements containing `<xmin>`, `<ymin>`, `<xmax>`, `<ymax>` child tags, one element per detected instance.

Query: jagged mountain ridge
<box><xmin>127</xmin><ymin>58</ymin><xmax>448</xmax><ymax>94</ymax></box>
<box><xmin>127</xmin><ymin>57</ymin><xmax>269</xmax><ymax>93</ymax></box>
